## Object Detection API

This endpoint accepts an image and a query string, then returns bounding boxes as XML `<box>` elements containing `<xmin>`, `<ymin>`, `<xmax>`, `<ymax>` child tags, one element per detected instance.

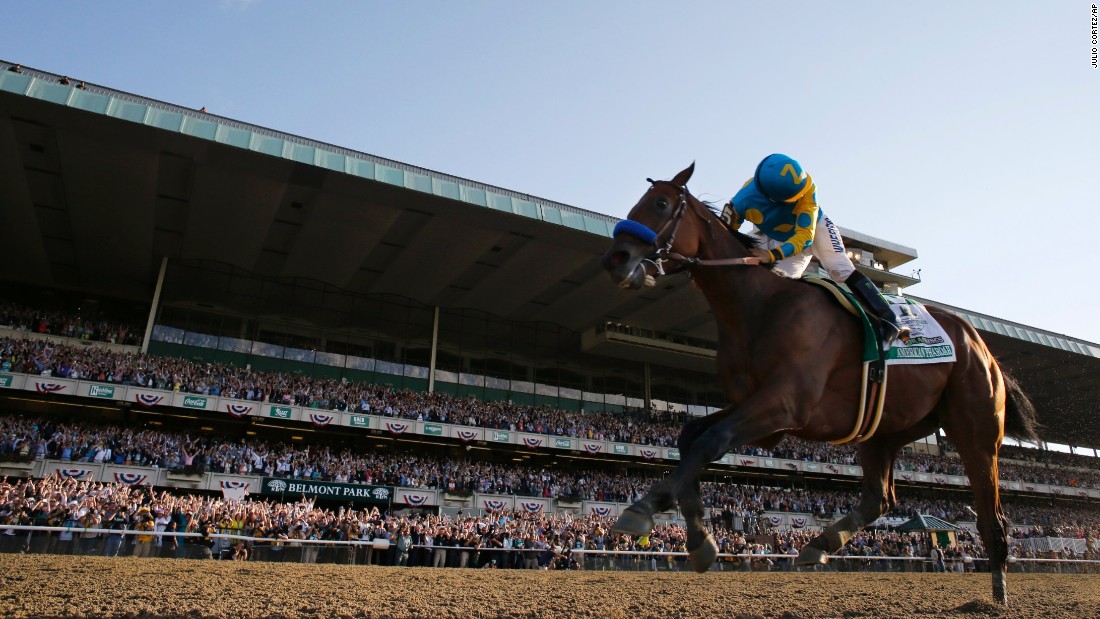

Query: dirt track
<box><xmin>1</xmin><ymin>555</ymin><xmax>1097</xmax><ymax>619</ymax></box>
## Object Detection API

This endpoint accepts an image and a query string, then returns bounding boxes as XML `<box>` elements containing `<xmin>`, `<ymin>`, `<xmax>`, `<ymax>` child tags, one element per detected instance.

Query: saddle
<box><xmin>804</xmin><ymin>278</ymin><xmax>889</xmax><ymax>445</ymax></box>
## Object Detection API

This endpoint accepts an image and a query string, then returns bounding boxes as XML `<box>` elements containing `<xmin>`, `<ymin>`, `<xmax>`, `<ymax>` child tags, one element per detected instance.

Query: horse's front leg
<box><xmin>613</xmin><ymin>396</ymin><xmax>790</xmax><ymax>572</ymax></box>
<box><xmin>677</xmin><ymin>479</ymin><xmax>718</xmax><ymax>572</ymax></box>
<box><xmin>610</xmin><ymin>412</ymin><xmax>726</xmax><ymax>537</ymax></box>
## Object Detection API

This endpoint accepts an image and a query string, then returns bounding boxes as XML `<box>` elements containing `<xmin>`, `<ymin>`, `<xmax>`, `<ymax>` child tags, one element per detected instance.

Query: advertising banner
<box><xmin>82</xmin><ymin>383</ymin><xmax>121</xmax><ymax>400</ymax></box>
<box><xmin>420</xmin><ymin>422</ymin><xmax>446</xmax><ymax>437</ymax></box>
<box><xmin>266</xmin><ymin>405</ymin><xmax>298</xmax><ymax>421</ymax></box>
<box><xmin>0</xmin><ymin>373</ymin><xmax>26</xmax><ymax>389</ymax></box>
<box><xmin>348</xmin><ymin>414</ymin><xmax>372</xmax><ymax>428</ymax></box>
<box><xmin>259</xmin><ymin>477</ymin><xmax>394</xmax><ymax>503</ymax></box>
<box><xmin>173</xmin><ymin>393</ymin><xmax>214</xmax><ymax>411</ymax></box>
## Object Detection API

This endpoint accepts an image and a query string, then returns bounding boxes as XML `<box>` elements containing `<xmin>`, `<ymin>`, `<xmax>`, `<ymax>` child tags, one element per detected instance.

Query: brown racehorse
<box><xmin>601</xmin><ymin>163</ymin><xmax>1040</xmax><ymax>605</ymax></box>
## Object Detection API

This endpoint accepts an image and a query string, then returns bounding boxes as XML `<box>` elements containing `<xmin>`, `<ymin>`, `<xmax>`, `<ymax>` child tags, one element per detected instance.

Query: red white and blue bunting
<box><xmin>483</xmin><ymin>499</ymin><xmax>508</xmax><ymax>512</ymax></box>
<box><xmin>219</xmin><ymin>480</ymin><xmax>250</xmax><ymax>491</ymax></box>
<box><xmin>135</xmin><ymin>393</ymin><xmax>164</xmax><ymax>407</ymax></box>
<box><xmin>403</xmin><ymin>494</ymin><xmax>429</xmax><ymax>507</ymax></box>
<box><xmin>520</xmin><ymin>501</ymin><xmax>545</xmax><ymax>514</ymax></box>
<box><xmin>57</xmin><ymin>468</ymin><xmax>93</xmax><ymax>480</ymax></box>
<box><xmin>113</xmin><ymin>472</ymin><xmax>148</xmax><ymax>485</ymax></box>
<box><xmin>226</xmin><ymin>404</ymin><xmax>253</xmax><ymax>418</ymax></box>
<box><xmin>456</xmin><ymin>430</ymin><xmax>478</xmax><ymax>442</ymax></box>
<box><xmin>639</xmin><ymin>449</ymin><xmax>658</xmax><ymax>460</ymax></box>
<box><xmin>590</xmin><ymin>506</ymin><xmax>612</xmax><ymax>517</ymax></box>
<box><xmin>522</xmin><ymin>437</ymin><xmax>543</xmax><ymax>449</ymax></box>
<box><xmin>35</xmin><ymin>382</ymin><xmax>67</xmax><ymax>394</ymax></box>
<box><xmin>385</xmin><ymin>422</ymin><xmax>409</xmax><ymax>434</ymax></box>
<box><xmin>308</xmin><ymin>413</ymin><xmax>334</xmax><ymax>427</ymax></box>
<box><xmin>582</xmin><ymin>443</ymin><xmax>602</xmax><ymax>454</ymax></box>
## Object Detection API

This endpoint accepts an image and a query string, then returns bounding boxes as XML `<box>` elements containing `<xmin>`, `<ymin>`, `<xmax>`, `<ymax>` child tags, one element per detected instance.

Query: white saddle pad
<box><xmin>884</xmin><ymin>295</ymin><xmax>956</xmax><ymax>365</ymax></box>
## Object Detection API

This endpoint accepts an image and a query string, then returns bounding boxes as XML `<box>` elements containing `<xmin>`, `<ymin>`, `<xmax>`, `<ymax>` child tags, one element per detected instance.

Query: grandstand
<box><xmin>1</xmin><ymin>60</ymin><xmax>1099</xmax><ymax>566</ymax></box>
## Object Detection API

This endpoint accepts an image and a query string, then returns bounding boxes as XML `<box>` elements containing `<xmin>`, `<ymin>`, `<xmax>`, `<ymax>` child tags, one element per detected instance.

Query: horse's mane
<box><xmin>695</xmin><ymin>199</ymin><xmax>781</xmax><ymax>272</ymax></box>
<box><xmin>697</xmin><ymin>201</ymin><xmax>759</xmax><ymax>249</ymax></box>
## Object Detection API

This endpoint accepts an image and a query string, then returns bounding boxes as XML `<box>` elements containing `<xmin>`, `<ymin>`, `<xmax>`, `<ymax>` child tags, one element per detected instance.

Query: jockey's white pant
<box><xmin>752</xmin><ymin>215</ymin><xmax>856</xmax><ymax>282</ymax></box>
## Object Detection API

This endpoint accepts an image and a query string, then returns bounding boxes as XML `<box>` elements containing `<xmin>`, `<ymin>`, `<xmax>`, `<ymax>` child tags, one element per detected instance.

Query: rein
<box><xmin>612</xmin><ymin>180</ymin><xmax>759</xmax><ymax>283</ymax></box>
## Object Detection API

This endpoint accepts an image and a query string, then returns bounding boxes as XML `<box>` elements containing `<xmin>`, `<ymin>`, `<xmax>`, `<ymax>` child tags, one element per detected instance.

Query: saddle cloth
<box><xmin>882</xmin><ymin>293</ymin><xmax>956</xmax><ymax>365</ymax></box>
<box><xmin>806</xmin><ymin>278</ymin><xmax>956</xmax><ymax>444</ymax></box>
<box><xmin>806</xmin><ymin>279</ymin><xmax>956</xmax><ymax>365</ymax></box>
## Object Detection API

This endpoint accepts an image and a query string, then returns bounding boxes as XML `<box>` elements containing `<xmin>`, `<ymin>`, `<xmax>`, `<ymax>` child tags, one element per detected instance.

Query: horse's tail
<box><xmin>1001</xmin><ymin>367</ymin><xmax>1041</xmax><ymax>444</ymax></box>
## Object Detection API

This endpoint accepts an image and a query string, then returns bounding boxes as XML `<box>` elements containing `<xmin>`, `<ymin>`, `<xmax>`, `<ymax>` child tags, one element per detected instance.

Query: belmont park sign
<box><xmin>261</xmin><ymin>477</ymin><xmax>394</xmax><ymax>503</ymax></box>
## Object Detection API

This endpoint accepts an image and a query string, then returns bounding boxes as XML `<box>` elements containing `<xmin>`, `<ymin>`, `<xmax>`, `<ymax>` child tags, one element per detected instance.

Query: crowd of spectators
<box><xmin>2</xmin><ymin>302</ymin><xmax>1100</xmax><ymax>570</ymax></box>
<box><xmin>2</xmin><ymin>345</ymin><xmax>1098</xmax><ymax>489</ymax></box>
<box><xmin>0</xmin><ymin>414</ymin><xmax>659</xmax><ymax>502</ymax></box>
<box><xmin>2</xmin><ymin>317</ymin><xmax>1099</xmax><ymax>490</ymax></box>
<box><xmin>2</xmin><ymin>474</ymin><xmax>1097</xmax><ymax>571</ymax></box>
<box><xmin>0</xmin><ymin>335</ymin><xmax>682</xmax><ymax>446</ymax></box>
<box><xmin>0</xmin><ymin>301</ymin><xmax>143</xmax><ymax>347</ymax></box>
<box><xmin>3</xmin><ymin>412</ymin><xmax>1100</xmax><ymax>542</ymax></box>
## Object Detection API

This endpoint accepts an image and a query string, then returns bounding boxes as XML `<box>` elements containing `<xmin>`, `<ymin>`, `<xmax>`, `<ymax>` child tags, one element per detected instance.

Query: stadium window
<box><xmin>434</xmin><ymin>349</ymin><xmax>464</xmax><ymax>374</ymax></box>
<box><xmin>374</xmin><ymin>340</ymin><xmax>397</xmax><ymax>362</ymax></box>
<box><xmin>403</xmin><ymin>347</ymin><xmax>432</xmax><ymax>368</ymax></box>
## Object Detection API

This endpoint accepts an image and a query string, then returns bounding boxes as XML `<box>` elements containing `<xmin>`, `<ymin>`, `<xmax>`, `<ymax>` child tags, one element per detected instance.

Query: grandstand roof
<box><xmin>1</xmin><ymin>60</ymin><xmax>1098</xmax><ymax>448</ymax></box>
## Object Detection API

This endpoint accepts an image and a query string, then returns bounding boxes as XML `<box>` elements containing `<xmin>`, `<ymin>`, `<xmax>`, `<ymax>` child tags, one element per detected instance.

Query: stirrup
<box><xmin>879</xmin><ymin>322</ymin><xmax>908</xmax><ymax>352</ymax></box>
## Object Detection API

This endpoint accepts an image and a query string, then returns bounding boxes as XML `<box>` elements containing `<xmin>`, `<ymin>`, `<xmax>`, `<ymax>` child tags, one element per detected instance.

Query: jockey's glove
<box><xmin>750</xmin><ymin>248</ymin><xmax>774</xmax><ymax>264</ymax></box>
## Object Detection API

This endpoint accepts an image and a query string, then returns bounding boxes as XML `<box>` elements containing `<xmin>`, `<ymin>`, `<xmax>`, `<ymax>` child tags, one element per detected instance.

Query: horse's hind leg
<box><xmin>941</xmin><ymin>392</ymin><xmax>1010</xmax><ymax>605</ymax></box>
<box><xmin>795</xmin><ymin>437</ymin><xmax>899</xmax><ymax>565</ymax></box>
<box><xmin>955</xmin><ymin>444</ymin><xmax>1009</xmax><ymax>604</ymax></box>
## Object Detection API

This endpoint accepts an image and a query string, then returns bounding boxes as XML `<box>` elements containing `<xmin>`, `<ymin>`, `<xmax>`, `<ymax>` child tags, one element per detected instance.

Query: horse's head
<box><xmin>602</xmin><ymin>163</ymin><xmax>712</xmax><ymax>289</ymax></box>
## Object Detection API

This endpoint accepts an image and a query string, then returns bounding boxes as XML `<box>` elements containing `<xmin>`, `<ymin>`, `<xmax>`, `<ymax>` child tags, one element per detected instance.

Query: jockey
<box><xmin>721</xmin><ymin>153</ymin><xmax>909</xmax><ymax>345</ymax></box>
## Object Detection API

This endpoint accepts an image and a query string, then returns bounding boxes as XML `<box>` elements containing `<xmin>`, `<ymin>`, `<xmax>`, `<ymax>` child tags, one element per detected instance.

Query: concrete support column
<box><xmin>428</xmin><ymin>306</ymin><xmax>440</xmax><ymax>393</ymax></box>
<box><xmin>140</xmin><ymin>257</ymin><xmax>168</xmax><ymax>354</ymax></box>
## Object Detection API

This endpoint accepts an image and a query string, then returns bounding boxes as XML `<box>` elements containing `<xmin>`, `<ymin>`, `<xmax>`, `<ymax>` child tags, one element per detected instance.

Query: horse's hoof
<box><xmin>611</xmin><ymin>508</ymin><xmax>654</xmax><ymax>536</ymax></box>
<box><xmin>993</xmin><ymin>572</ymin><xmax>1008</xmax><ymax>606</ymax></box>
<box><xmin>794</xmin><ymin>546</ymin><xmax>829</xmax><ymax>566</ymax></box>
<box><xmin>688</xmin><ymin>534</ymin><xmax>718</xmax><ymax>573</ymax></box>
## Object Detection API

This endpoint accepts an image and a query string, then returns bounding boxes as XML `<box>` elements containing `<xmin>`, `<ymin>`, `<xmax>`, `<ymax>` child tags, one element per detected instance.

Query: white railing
<box><xmin>4</xmin><ymin>526</ymin><xmax>1099</xmax><ymax>572</ymax></box>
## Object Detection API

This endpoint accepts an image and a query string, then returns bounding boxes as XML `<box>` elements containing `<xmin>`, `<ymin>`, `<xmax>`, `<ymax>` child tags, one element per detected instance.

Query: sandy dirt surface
<box><xmin>1</xmin><ymin>555</ymin><xmax>1097</xmax><ymax>619</ymax></box>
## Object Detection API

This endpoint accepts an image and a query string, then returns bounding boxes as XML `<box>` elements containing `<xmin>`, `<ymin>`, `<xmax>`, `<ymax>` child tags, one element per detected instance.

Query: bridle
<box><xmin>611</xmin><ymin>179</ymin><xmax>759</xmax><ymax>285</ymax></box>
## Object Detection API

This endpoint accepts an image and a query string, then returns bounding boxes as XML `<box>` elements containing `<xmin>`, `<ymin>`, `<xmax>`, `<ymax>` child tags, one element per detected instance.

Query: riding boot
<box><xmin>845</xmin><ymin>270</ymin><xmax>910</xmax><ymax>348</ymax></box>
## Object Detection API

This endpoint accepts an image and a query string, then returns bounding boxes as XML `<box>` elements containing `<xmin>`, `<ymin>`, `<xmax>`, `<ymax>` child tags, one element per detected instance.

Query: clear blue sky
<box><xmin>4</xmin><ymin>1</ymin><xmax>1098</xmax><ymax>343</ymax></box>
